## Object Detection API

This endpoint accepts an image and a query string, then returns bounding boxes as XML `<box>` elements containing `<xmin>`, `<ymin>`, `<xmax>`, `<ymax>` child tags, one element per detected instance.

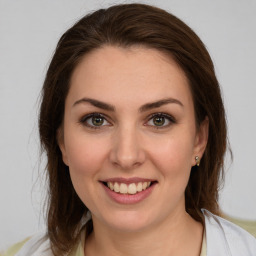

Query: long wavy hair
<box><xmin>39</xmin><ymin>3</ymin><xmax>228</xmax><ymax>255</ymax></box>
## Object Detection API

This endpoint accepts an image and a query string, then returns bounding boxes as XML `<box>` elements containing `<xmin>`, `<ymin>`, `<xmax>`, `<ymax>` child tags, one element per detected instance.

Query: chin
<box><xmin>101</xmin><ymin>211</ymin><xmax>156</xmax><ymax>233</ymax></box>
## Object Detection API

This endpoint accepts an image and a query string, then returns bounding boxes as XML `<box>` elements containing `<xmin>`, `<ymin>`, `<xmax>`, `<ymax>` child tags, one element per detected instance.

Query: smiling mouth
<box><xmin>102</xmin><ymin>181</ymin><xmax>156</xmax><ymax>195</ymax></box>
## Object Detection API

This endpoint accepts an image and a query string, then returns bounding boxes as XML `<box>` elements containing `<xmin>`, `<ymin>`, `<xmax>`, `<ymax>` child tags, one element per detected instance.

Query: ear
<box><xmin>192</xmin><ymin>117</ymin><xmax>209</xmax><ymax>166</ymax></box>
<box><xmin>57</xmin><ymin>127</ymin><xmax>69</xmax><ymax>166</ymax></box>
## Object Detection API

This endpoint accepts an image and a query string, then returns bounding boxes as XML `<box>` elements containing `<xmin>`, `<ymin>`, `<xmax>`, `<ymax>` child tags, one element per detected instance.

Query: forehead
<box><xmin>68</xmin><ymin>46</ymin><xmax>193</xmax><ymax>109</ymax></box>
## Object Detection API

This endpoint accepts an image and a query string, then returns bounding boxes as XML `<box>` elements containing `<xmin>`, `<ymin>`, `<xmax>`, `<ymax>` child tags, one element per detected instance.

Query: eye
<box><xmin>80</xmin><ymin>113</ymin><xmax>111</xmax><ymax>129</ymax></box>
<box><xmin>146</xmin><ymin>113</ymin><xmax>175</xmax><ymax>128</ymax></box>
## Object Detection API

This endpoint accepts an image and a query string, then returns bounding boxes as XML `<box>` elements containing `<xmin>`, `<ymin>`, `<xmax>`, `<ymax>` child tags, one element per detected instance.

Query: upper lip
<box><xmin>100</xmin><ymin>177</ymin><xmax>156</xmax><ymax>184</ymax></box>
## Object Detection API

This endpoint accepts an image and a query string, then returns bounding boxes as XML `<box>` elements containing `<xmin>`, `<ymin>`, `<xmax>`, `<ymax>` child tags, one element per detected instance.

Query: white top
<box><xmin>6</xmin><ymin>209</ymin><xmax>256</xmax><ymax>256</ymax></box>
<box><xmin>202</xmin><ymin>209</ymin><xmax>256</xmax><ymax>255</ymax></box>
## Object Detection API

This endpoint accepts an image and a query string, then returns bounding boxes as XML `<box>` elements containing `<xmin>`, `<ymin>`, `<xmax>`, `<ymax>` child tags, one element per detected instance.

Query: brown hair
<box><xmin>39</xmin><ymin>3</ymin><xmax>228</xmax><ymax>255</ymax></box>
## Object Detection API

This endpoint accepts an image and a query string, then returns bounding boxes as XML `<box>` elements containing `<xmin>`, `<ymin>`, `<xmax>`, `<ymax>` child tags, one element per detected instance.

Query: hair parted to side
<box><xmin>39</xmin><ymin>3</ymin><xmax>228</xmax><ymax>255</ymax></box>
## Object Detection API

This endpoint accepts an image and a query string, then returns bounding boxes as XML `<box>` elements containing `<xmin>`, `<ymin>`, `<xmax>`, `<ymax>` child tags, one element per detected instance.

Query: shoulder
<box><xmin>202</xmin><ymin>209</ymin><xmax>256</xmax><ymax>256</ymax></box>
<box><xmin>2</xmin><ymin>232</ymin><xmax>52</xmax><ymax>256</ymax></box>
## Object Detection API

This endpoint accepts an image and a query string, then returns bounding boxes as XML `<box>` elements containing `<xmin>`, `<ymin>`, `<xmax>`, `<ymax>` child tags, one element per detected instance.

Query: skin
<box><xmin>58</xmin><ymin>46</ymin><xmax>209</xmax><ymax>256</ymax></box>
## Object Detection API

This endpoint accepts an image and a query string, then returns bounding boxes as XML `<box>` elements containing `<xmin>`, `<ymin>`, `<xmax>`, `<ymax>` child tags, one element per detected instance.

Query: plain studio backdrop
<box><xmin>0</xmin><ymin>0</ymin><xmax>256</xmax><ymax>249</ymax></box>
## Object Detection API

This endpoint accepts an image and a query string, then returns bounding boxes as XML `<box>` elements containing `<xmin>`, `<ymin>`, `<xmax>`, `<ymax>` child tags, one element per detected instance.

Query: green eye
<box><xmin>80</xmin><ymin>113</ymin><xmax>110</xmax><ymax>129</ymax></box>
<box><xmin>147</xmin><ymin>113</ymin><xmax>175</xmax><ymax>128</ymax></box>
<box><xmin>153</xmin><ymin>116</ymin><xmax>166</xmax><ymax>126</ymax></box>
<box><xmin>92</xmin><ymin>116</ymin><xmax>104</xmax><ymax>126</ymax></box>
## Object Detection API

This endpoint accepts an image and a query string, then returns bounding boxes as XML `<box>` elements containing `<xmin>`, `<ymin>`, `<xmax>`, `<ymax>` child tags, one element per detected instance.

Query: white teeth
<box><xmin>142</xmin><ymin>182</ymin><xmax>148</xmax><ymax>190</ymax></box>
<box><xmin>107</xmin><ymin>182</ymin><xmax>114</xmax><ymax>190</ymax></box>
<box><xmin>113</xmin><ymin>182</ymin><xmax>120</xmax><ymax>193</ymax></box>
<box><xmin>106</xmin><ymin>181</ymin><xmax>152</xmax><ymax>194</ymax></box>
<box><xmin>120</xmin><ymin>183</ymin><xmax>128</xmax><ymax>194</ymax></box>
<box><xmin>128</xmin><ymin>183</ymin><xmax>137</xmax><ymax>194</ymax></box>
<box><xmin>137</xmin><ymin>182</ymin><xmax>143</xmax><ymax>192</ymax></box>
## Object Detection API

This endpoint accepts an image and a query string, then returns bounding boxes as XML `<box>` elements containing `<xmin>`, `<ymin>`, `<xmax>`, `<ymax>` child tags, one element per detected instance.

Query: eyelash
<box><xmin>146</xmin><ymin>112</ymin><xmax>176</xmax><ymax>129</ymax></box>
<box><xmin>79</xmin><ymin>113</ymin><xmax>111</xmax><ymax>129</ymax></box>
<box><xmin>79</xmin><ymin>112</ymin><xmax>176</xmax><ymax>130</ymax></box>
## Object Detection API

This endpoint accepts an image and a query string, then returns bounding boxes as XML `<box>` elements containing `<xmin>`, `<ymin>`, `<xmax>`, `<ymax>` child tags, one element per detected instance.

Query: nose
<box><xmin>109</xmin><ymin>124</ymin><xmax>146</xmax><ymax>170</ymax></box>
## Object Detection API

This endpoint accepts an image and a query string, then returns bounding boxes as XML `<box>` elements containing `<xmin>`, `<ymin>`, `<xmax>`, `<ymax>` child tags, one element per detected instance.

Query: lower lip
<box><xmin>101</xmin><ymin>182</ymin><xmax>157</xmax><ymax>204</ymax></box>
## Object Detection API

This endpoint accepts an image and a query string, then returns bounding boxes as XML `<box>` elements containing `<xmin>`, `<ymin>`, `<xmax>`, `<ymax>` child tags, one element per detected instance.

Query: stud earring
<box><xmin>195</xmin><ymin>156</ymin><xmax>200</xmax><ymax>166</ymax></box>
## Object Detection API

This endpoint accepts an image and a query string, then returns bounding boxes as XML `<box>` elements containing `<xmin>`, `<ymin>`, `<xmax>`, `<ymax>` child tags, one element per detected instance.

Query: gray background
<box><xmin>1</xmin><ymin>0</ymin><xmax>256</xmax><ymax>249</ymax></box>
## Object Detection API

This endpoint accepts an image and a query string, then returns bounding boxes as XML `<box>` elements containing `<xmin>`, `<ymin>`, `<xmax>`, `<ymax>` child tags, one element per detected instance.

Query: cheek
<box><xmin>65</xmin><ymin>133</ymin><xmax>107</xmax><ymax>173</ymax></box>
<box><xmin>64</xmin><ymin>133</ymin><xmax>110</xmax><ymax>207</ymax></box>
<box><xmin>148</xmin><ymin>133</ymin><xmax>194</xmax><ymax>181</ymax></box>
<box><xmin>64</xmin><ymin>132</ymin><xmax>109</xmax><ymax>197</ymax></box>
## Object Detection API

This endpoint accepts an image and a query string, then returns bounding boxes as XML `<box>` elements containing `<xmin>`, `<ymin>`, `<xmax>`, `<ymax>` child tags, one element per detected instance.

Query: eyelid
<box><xmin>145</xmin><ymin>112</ymin><xmax>176</xmax><ymax>128</ymax></box>
<box><xmin>79</xmin><ymin>112</ymin><xmax>112</xmax><ymax>129</ymax></box>
<box><xmin>79</xmin><ymin>112</ymin><xmax>176</xmax><ymax>130</ymax></box>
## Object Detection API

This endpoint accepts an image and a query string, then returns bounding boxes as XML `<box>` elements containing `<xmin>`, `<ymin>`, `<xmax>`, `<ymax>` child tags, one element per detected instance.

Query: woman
<box><xmin>3</xmin><ymin>3</ymin><xmax>256</xmax><ymax>256</ymax></box>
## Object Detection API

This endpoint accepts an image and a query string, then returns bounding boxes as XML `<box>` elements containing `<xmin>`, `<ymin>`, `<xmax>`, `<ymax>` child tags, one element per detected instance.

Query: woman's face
<box><xmin>58</xmin><ymin>46</ymin><xmax>208</xmax><ymax>232</ymax></box>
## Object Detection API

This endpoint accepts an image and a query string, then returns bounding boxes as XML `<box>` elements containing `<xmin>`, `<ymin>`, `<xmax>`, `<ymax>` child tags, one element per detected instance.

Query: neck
<box><xmin>84</xmin><ymin>208</ymin><xmax>203</xmax><ymax>256</ymax></box>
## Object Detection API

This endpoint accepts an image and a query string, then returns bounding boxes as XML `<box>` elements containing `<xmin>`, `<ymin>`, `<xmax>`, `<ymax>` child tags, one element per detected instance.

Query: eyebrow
<box><xmin>73</xmin><ymin>97</ymin><xmax>183</xmax><ymax>112</ymax></box>
<box><xmin>139</xmin><ymin>98</ymin><xmax>183</xmax><ymax>112</ymax></box>
<box><xmin>73</xmin><ymin>98</ymin><xmax>116</xmax><ymax>111</ymax></box>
